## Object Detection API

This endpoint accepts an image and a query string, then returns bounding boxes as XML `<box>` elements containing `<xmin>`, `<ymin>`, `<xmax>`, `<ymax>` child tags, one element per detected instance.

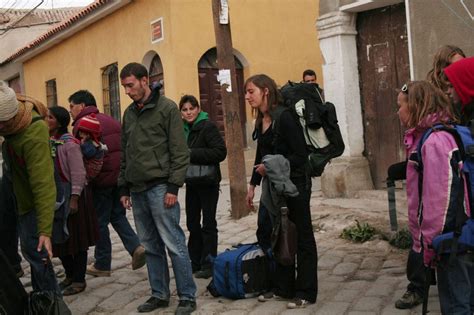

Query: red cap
<box><xmin>77</xmin><ymin>113</ymin><xmax>101</xmax><ymax>142</ymax></box>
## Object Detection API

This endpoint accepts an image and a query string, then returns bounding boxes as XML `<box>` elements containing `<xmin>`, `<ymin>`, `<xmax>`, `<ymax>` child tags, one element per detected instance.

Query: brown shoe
<box><xmin>132</xmin><ymin>245</ymin><xmax>146</xmax><ymax>270</ymax></box>
<box><xmin>63</xmin><ymin>282</ymin><xmax>86</xmax><ymax>296</ymax></box>
<box><xmin>86</xmin><ymin>264</ymin><xmax>111</xmax><ymax>277</ymax></box>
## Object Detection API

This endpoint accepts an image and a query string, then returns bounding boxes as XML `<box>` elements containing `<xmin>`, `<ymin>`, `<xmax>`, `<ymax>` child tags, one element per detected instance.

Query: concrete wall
<box><xmin>408</xmin><ymin>0</ymin><xmax>474</xmax><ymax>79</ymax></box>
<box><xmin>21</xmin><ymin>0</ymin><xmax>322</xmax><ymax>128</ymax></box>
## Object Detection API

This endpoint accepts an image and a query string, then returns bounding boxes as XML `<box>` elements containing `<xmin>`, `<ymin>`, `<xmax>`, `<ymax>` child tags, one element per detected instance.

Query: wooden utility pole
<box><xmin>212</xmin><ymin>0</ymin><xmax>249</xmax><ymax>219</ymax></box>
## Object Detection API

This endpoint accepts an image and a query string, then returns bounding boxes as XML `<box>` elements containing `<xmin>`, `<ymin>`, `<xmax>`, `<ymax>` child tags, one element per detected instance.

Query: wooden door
<box><xmin>357</xmin><ymin>3</ymin><xmax>410</xmax><ymax>188</ymax></box>
<box><xmin>198</xmin><ymin>68</ymin><xmax>247</xmax><ymax>146</ymax></box>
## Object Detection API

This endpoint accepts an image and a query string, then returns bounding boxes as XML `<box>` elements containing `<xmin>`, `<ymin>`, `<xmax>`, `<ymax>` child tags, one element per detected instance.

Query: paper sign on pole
<box><xmin>217</xmin><ymin>69</ymin><xmax>232</xmax><ymax>92</ymax></box>
<box><xmin>219</xmin><ymin>0</ymin><xmax>229</xmax><ymax>24</ymax></box>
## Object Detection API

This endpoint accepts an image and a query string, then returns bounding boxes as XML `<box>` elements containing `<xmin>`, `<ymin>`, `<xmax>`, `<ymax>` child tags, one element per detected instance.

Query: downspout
<box><xmin>405</xmin><ymin>0</ymin><xmax>414</xmax><ymax>80</ymax></box>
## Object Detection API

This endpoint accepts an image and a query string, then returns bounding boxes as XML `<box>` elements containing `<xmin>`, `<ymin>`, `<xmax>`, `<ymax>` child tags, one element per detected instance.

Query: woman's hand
<box><xmin>246</xmin><ymin>185</ymin><xmax>255</xmax><ymax>209</ymax></box>
<box><xmin>254</xmin><ymin>164</ymin><xmax>266</xmax><ymax>177</ymax></box>
<box><xmin>69</xmin><ymin>194</ymin><xmax>79</xmax><ymax>214</ymax></box>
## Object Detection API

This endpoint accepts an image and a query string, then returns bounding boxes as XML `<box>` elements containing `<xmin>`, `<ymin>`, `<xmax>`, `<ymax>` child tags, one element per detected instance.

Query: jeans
<box><xmin>406</xmin><ymin>249</ymin><xmax>426</xmax><ymax>296</ymax></box>
<box><xmin>18</xmin><ymin>211</ymin><xmax>60</xmax><ymax>294</ymax></box>
<box><xmin>93</xmin><ymin>186</ymin><xmax>141</xmax><ymax>270</ymax></box>
<box><xmin>131</xmin><ymin>184</ymin><xmax>196</xmax><ymax>301</ymax></box>
<box><xmin>436</xmin><ymin>252</ymin><xmax>474</xmax><ymax>314</ymax></box>
<box><xmin>185</xmin><ymin>183</ymin><xmax>219</xmax><ymax>271</ymax></box>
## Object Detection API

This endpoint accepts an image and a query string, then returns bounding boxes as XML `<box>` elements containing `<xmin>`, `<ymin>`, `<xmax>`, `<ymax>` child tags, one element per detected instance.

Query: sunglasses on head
<box><xmin>401</xmin><ymin>83</ymin><xmax>408</xmax><ymax>94</ymax></box>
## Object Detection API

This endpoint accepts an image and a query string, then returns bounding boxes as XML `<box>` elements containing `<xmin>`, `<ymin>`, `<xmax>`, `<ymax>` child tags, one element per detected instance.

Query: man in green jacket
<box><xmin>0</xmin><ymin>81</ymin><xmax>59</xmax><ymax>293</ymax></box>
<box><xmin>118</xmin><ymin>63</ymin><xmax>196</xmax><ymax>314</ymax></box>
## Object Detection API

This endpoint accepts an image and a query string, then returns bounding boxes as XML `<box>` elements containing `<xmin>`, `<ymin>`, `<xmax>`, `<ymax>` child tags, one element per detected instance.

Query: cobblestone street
<box><xmin>18</xmin><ymin>180</ymin><xmax>439</xmax><ymax>314</ymax></box>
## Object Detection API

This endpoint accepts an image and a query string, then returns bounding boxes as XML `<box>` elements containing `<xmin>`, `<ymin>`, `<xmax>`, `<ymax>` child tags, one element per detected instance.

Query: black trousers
<box><xmin>185</xmin><ymin>183</ymin><xmax>219</xmax><ymax>271</ymax></box>
<box><xmin>406</xmin><ymin>249</ymin><xmax>426</xmax><ymax>295</ymax></box>
<box><xmin>59</xmin><ymin>250</ymin><xmax>88</xmax><ymax>283</ymax></box>
<box><xmin>258</xmin><ymin>178</ymin><xmax>318</xmax><ymax>303</ymax></box>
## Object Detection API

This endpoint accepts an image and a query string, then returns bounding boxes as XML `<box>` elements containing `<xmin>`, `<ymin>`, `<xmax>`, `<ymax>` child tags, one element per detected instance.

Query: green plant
<box><xmin>340</xmin><ymin>220</ymin><xmax>376</xmax><ymax>243</ymax></box>
<box><xmin>388</xmin><ymin>228</ymin><xmax>412</xmax><ymax>249</ymax></box>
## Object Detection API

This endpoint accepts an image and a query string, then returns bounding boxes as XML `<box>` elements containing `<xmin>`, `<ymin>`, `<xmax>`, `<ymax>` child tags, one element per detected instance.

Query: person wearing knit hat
<box><xmin>77</xmin><ymin>113</ymin><xmax>107</xmax><ymax>181</ymax></box>
<box><xmin>77</xmin><ymin>113</ymin><xmax>102</xmax><ymax>143</ymax></box>
<box><xmin>0</xmin><ymin>80</ymin><xmax>60</xmax><ymax>294</ymax></box>
<box><xmin>444</xmin><ymin>56</ymin><xmax>474</xmax><ymax>124</ymax></box>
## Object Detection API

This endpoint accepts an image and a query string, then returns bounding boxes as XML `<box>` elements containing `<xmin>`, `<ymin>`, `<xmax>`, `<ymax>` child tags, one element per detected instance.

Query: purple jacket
<box><xmin>73</xmin><ymin>107</ymin><xmax>121</xmax><ymax>188</ymax></box>
<box><xmin>405</xmin><ymin>126</ymin><xmax>470</xmax><ymax>266</ymax></box>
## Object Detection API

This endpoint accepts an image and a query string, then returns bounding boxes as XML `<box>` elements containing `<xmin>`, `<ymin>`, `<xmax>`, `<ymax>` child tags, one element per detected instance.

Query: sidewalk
<box><xmin>18</xmin><ymin>179</ymin><xmax>440</xmax><ymax>314</ymax></box>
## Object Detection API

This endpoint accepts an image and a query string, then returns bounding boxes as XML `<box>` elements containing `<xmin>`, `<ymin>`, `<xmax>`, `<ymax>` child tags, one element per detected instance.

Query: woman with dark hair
<box><xmin>244</xmin><ymin>74</ymin><xmax>317</xmax><ymax>309</ymax></box>
<box><xmin>46</xmin><ymin>106</ymin><xmax>98</xmax><ymax>295</ymax></box>
<box><xmin>179</xmin><ymin>95</ymin><xmax>227</xmax><ymax>279</ymax></box>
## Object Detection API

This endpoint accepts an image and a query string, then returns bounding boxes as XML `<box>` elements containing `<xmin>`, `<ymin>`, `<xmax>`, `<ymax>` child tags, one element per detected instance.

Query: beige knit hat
<box><xmin>0</xmin><ymin>81</ymin><xmax>19</xmax><ymax>121</ymax></box>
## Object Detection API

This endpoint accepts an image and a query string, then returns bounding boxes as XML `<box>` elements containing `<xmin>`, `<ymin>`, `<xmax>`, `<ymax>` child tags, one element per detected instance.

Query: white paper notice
<box><xmin>219</xmin><ymin>0</ymin><xmax>229</xmax><ymax>24</ymax></box>
<box><xmin>217</xmin><ymin>69</ymin><xmax>232</xmax><ymax>92</ymax></box>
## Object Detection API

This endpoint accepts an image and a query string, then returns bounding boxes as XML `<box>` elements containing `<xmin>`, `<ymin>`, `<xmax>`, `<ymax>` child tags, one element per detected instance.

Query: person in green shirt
<box><xmin>0</xmin><ymin>81</ymin><xmax>59</xmax><ymax>293</ymax></box>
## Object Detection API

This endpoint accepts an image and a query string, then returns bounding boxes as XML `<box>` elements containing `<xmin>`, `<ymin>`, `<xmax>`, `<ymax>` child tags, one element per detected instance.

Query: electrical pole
<box><xmin>212</xmin><ymin>0</ymin><xmax>249</xmax><ymax>219</ymax></box>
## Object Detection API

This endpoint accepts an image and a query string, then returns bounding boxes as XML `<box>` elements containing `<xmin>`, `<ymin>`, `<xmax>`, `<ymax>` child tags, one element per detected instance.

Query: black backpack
<box><xmin>277</xmin><ymin>81</ymin><xmax>345</xmax><ymax>177</ymax></box>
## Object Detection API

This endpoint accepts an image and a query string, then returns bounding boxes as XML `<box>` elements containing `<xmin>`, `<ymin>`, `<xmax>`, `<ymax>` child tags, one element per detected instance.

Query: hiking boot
<box><xmin>132</xmin><ymin>245</ymin><xmax>146</xmax><ymax>270</ymax></box>
<box><xmin>194</xmin><ymin>268</ymin><xmax>212</xmax><ymax>279</ymax></box>
<box><xmin>175</xmin><ymin>300</ymin><xmax>196</xmax><ymax>315</ymax></box>
<box><xmin>287</xmin><ymin>298</ymin><xmax>310</xmax><ymax>309</ymax></box>
<box><xmin>62</xmin><ymin>282</ymin><xmax>86</xmax><ymax>296</ymax></box>
<box><xmin>86</xmin><ymin>264</ymin><xmax>111</xmax><ymax>277</ymax></box>
<box><xmin>137</xmin><ymin>297</ymin><xmax>169</xmax><ymax>313</ymax></box>
<box><xmin>395</xmin><ymin>290</ymin><xmax>423</xmax><ymax>309</ymax></box>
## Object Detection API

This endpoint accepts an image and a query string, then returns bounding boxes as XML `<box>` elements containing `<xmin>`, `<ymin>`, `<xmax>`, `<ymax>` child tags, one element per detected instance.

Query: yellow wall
<box><xmin>23</xmin><ymin>0</ymin><xmax>321</xmax><ymax>123</ymax></box>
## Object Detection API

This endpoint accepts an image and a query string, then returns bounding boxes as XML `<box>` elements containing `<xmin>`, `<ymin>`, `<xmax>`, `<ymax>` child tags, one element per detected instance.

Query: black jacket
<box><xmin>187</xmin><ymin>120</ymin><xmax>227</xmax><ymax>183</ymax></box>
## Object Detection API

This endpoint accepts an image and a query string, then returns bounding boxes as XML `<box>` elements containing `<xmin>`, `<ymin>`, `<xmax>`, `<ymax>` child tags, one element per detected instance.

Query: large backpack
<box><xmin>414</xmin><ymin>124</ymin><xmax>474</xmax><ymax>256</ymax></box>
<box><xmin>278</xmin><ymin>81</ymin><xmax>345</xmax><ymax>177</ymax></box>
<box><xmin>209</xmin><ymin>243</ymin><xmax>269</xmax><ymax>299</ymax></box>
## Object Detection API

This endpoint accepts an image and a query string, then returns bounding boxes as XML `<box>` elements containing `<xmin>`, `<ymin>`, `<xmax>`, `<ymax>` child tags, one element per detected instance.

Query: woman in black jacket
<box><xmin>245</xmin><ymin>74</ymin><xmax>317</xmax><ymax>309</ymax></box>
<box><xmin>179</xmin><ymin>95</ymin><xmax>227</xmax><ymax>279</ymax></box>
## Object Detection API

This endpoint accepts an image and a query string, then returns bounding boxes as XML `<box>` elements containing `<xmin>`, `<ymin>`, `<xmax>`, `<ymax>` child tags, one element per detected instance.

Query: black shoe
<box><xmin>194</xmin><ymin>268</ymin><xmax>212</xmax><ymax>279</ymax></box>
<box><xmin>137</xmin><ymin>297</ymin><xmax>169</xmax><ymax>313</ymax></box>
<box><xmin>175</xmin><ymin>300</ymin><xmax>196</xmax><ymax>315</ymax></box>
<box><xmin>59</xmin><ymin>278</ymin><xmax>73</xmax><ymax>290</ymax></box>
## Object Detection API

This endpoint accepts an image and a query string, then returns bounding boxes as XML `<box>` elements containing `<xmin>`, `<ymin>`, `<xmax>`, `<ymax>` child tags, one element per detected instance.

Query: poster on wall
<box><xmin>151</xmin><ymin>17</ymin><xmax>164</xmax><ymax>44</ymax></box>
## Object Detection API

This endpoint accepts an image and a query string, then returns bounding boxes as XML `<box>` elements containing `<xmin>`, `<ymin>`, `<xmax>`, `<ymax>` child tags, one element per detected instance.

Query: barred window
<box><xmin>45</xmin><ymin>79</ymin><xmax>57</xmax><ymax>107</ymax></box>
<box><xmin>102</xmin><ymin>63</ymin><xmax>121</xmax><ymax>122</ymax></box>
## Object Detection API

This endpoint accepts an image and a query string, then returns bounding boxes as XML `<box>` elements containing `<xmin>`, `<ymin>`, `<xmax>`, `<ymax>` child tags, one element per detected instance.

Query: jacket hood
<box><xmin>444</xmin><ymin>57</ymin><xmax>474</xmax><ymax>106</ymax></box>
<box><xmin>183</xmin><ymin>111</ymin><xmax>209</xmax><ymax>139</ymax></box>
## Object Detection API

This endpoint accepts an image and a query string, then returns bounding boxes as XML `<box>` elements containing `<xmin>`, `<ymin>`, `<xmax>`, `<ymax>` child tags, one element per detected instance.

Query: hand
<box><xmin>37</xmin><ymin>235</ymin><xmax>53</xmax><ymax>260</ymax></box>
<box><xmin>121</xmin><ymin>196</ymin><xmax>132</xmax><ymax>210</ymax></box>
<box><xmin>164</xmin><ymin>193</ymin><xmax>177</xmax><ymax>208</ymax></box>
<box><xmin>246</xmin><ymin>185</ymin><xmax>255</xmax><ymax>209</ymax></box>
<box><xmin>69</xmin><ymin>194</ymin><xmax>79</xmax><ymax>214</ymax></box>
<box><xmin>254</xmin><ymin>164</ymin><xmax>266</xmax><ymax>177</ymax></box>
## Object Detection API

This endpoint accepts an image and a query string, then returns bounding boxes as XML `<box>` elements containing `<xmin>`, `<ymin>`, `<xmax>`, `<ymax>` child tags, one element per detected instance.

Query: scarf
<box><xmin>0</xmin><ymin>95</ymin><xmax>48</xmax><ymax>136</ymax></box>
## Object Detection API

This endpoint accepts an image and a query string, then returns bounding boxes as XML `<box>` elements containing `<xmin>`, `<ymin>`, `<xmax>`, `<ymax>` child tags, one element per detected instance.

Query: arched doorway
<box><xmin>197</xmin><ymin>48</ymin><xmax>246</xmax><ymax>145</ymax></box>
<box><xmin>143</xmin><ymin>51</ymin><xmax>165</xmax><ymax>95</ymax></box>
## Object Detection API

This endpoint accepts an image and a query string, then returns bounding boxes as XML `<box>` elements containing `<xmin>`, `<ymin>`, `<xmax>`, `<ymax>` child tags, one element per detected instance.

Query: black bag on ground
<box><xmin>279</xmin><ymin>81</ymin><xmax>345</xmax><ymax>177</ymax></box>
<box><xmin>271</xmin><ymin>207</ymin><xmax>297</xmax><ymax>266</ymax></box>
<box><xmin>0</xmin><ymin>249</ymin><xmax>28</xmax><ymax>315</ymax></box>
<box><xmin>28</xmin><ymin>291</ymin><xmax>72</xmax><ymax>315</ymax></box>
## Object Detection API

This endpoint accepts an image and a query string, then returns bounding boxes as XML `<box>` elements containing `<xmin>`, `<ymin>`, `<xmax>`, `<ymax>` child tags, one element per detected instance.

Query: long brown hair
<box><xmin>426</xmin><ymin>45</ymin><xmax>465</xmax><ymax>92</ymax></box>
<box><xmin>244</xmin><ymin>74</ymin><xmax>282</xmax><ymax>129</ymax></box>
<box><xmin>405</xmin><ymin>81</ymin><xmax>455</xmax><ymax>129</ymax></box>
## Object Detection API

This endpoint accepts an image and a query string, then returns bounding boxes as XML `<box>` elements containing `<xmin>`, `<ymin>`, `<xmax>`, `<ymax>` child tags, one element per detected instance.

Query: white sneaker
<box><xmin>287</xmin><ymin>298</ymin><xmax>310</xmax><ymax>309</ymax></box>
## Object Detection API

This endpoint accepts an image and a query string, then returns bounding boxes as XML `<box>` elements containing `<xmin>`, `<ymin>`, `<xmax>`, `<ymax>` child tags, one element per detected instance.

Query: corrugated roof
<box><xmin>1</xmin><ymin>0</ymin><xmax>113</xmax><ymax>65</ymax></box>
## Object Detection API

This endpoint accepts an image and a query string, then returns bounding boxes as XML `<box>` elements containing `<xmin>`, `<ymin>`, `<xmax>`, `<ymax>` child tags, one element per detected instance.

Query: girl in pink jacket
<box><xmin>399</xmin><ymin>81</ymin><xmax>474</xmax><ymax>314</ymax></box>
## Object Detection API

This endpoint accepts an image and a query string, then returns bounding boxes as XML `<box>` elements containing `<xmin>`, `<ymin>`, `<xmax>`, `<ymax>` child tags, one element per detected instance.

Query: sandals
<box><xmin>62</xmin><ymin>282</ymin><xmax>86</xmax><ymax>296</ymax></box>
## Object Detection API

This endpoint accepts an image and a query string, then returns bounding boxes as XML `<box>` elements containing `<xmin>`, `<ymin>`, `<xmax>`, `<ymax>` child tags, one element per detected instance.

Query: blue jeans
<box><xmin>437</xmin><ymin>252</ymin><xmax>474</xmax><ymax>314</ymax></box>
<box><xmin>93</xmin><ymin>186</ymin><xmax>140</xmax><ymax>270</ymax></box>
<box><xmin>18</xmin><ymin>211</ymin><xmax>60</xmax><ymax>294</ymax></box>
<box><xmin>131</xmin><ymin>184</ymin><xmax>196</xmax><ymax>301</ymax></box>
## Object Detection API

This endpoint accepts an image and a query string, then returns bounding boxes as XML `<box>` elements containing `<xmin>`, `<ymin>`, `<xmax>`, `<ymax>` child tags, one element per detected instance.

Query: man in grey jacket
<box><xmin>118</xmin><ymin>63</ymin><xmax>196</xmax><ymax>314</ymax></box>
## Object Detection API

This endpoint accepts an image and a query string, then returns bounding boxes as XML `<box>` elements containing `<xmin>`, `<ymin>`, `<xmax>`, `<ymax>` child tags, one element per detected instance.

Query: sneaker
<box><xmin>258</xmin><ymin>291</ymin><xmax>284</xmax><ymax>302</ymax></box>
<box><xmin>132</xmin><ymin>245</ymin><xmax>146</xmax><ymax>270</ymax></box>
<box><xmin>395</xmin><ymin>290</ymin><xmax>423</xmax><ymax>309</ymax></box>
<box><xmin>175</xmin><ymin>300</ymin><xmax>196</xmax><ymax>315</ymax></box>
<box><xmin>287</xmin><ymin>298</ymin><xmax>310</xmax><ymax>309</ymax></box>
<box><xmin>194</xmin><ymin>268</ymin><xmax>212</xmax><ymax>279</ymax></box>
<box><xmin>137</xmin><ymin>297</ymin><xmax>169</xmax><ymax>313</ymax></box>
<box><xmin>86</xmin><ymin>264</ymin><xmax>111</xmax><ymax>277</ymax></box>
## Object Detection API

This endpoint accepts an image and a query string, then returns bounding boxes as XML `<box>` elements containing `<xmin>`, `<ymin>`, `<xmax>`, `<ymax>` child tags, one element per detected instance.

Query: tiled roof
<box><xmin>1</xmin><ymin>0</ymin><xmax>112</xmax><ymax>65</ymax></box>
<box><xmin>0</xmin><ymin>8</ymin><xmax>79</xmax><ymax>28</ymax></box>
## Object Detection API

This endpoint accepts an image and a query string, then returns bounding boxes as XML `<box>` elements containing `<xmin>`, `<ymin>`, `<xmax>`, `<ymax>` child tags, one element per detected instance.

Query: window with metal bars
<box><xmin>102</xmin><ymin>63</ymin><xmax>121</xmax><ymax>122</ymax></box>
<box><xmin>45</xmin><ymin>79</ymin><xmax>57</xmax><ymax>107</ymax></box>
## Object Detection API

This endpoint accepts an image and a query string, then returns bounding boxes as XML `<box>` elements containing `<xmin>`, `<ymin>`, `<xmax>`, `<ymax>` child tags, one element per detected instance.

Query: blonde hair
<box><xmin>405</xmin><ymin>81</ymin><xmax>455</xmax><ymax>129</ymax></box>
<box><xmin>426</xmin><ymin>45</ymin><xmax>465</xmax><ymax>92</ymax></box>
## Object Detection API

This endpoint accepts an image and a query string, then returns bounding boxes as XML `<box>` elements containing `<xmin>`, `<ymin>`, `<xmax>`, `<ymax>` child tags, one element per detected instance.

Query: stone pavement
<box><xmin>18</xmin><ymin>179</ymin><xmax>441</xmax><ymax>315</ymax></box>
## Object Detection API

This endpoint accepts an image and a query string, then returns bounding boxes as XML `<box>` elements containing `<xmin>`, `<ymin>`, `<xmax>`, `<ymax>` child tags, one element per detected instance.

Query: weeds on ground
<box><xmin>340</xmin><ymin>220</ymin><xmax>376</xmax><ymax>243</ymax></box>
<box><xmin>388</xmin><ymin>228</ymin><xmax>412</xmax><ymax>249</ymax></box>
